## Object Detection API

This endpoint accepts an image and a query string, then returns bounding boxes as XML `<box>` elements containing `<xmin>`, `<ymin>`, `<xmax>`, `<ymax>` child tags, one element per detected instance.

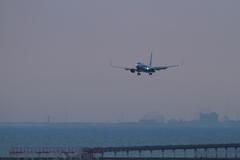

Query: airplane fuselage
<box><xmin>135</xmin><ymin>62</ymin><xmax>155</xmax><ymax>73</ymax></box>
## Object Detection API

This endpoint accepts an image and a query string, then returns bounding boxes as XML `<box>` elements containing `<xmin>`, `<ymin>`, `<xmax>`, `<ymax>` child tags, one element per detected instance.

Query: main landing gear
<box><xmin>137</xmin><ymin>73</ymin><xmax>152</xmax><ymax>75</ymax></box>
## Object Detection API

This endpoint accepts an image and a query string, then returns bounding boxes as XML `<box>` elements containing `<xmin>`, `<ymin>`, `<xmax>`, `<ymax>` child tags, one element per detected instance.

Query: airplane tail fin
<box><xmin>149</xmin><ymin>52</ymin><xmax>153</xmax><ymax>66</ymax></box>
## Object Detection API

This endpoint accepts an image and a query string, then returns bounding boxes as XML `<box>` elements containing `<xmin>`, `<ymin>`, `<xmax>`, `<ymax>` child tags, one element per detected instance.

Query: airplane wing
<box><xmin>153</xmin><ymin>61</ymin><xmax>183</xmax><ymax>71</ymax></box>
<box><xmin>111</xmin><ymin>62</ymin><xmax>137</xmax><ymax>71</ymax></box>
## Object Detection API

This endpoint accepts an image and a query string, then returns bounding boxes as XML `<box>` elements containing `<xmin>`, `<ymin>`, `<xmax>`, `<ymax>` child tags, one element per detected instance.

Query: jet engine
<box><xmin>150</xmin><ymin>68</ymin><xmax>155</xmax><ymax>73</ymax></box>
<box><xmin>130</xmin><ymin>69</ymin><xmax>135</xmax><ymax>73</ymax></box>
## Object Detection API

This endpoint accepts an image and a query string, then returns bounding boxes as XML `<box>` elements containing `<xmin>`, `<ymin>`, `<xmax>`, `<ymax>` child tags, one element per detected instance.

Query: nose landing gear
<box><xmin>137</xmin><ymin>72</ymin><xmax>141</xmax><ymax>76</ymax></box>
<box><xmin>149</xmin><ymin>73</ymin><xmax>152</xmax><ymax>75</ymax></box>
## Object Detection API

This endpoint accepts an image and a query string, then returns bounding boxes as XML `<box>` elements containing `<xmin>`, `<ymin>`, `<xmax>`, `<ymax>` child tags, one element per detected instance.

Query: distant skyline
<box><xmin>1</xmin><ymin>1</ymin><xmax>240</xmax><ymax>123</ymax></box>
<box><xmin>0</xmin><ymin>108</ymin><xmax>238</xmax><ymax>123</ymax></box>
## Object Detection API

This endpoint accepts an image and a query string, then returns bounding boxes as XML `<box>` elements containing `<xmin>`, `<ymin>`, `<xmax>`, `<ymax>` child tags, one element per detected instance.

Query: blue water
<box><xmin>1</xmin><ymin>124</ymin><xmax>240</xmax><ymax>157</ymax></box>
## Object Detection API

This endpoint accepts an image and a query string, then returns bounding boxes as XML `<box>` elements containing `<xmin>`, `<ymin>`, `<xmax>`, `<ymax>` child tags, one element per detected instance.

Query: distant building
<box><xmin>139</xmin><ymin>119</ymin><xmax>157</xmax><ymax>124</ymax></box>
<box><xmin>199</xmin><ymin>112</ymin><xmax>218</xmax><ymax>123</ymax></box>
<box><xmin>168</xmin><ymin>119</ymin><xmax>184</xmax><ymax>124</ymax></box>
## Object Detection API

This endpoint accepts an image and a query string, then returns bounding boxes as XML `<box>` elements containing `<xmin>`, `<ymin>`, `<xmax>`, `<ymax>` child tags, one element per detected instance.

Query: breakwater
<box><xmin>0</xmin><ymin>158</ymin><xmax>239</xmax><ymax>160</ymax></box>
<box><xmin>7</xmin><ymin>143</ymin><xmax>240</xmax><ymax>159</ymax></box>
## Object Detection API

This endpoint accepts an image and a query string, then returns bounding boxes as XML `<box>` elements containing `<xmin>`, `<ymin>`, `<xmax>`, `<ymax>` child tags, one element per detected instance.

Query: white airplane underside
<box><xmin>111</xmin><ymin>53</ymin><xmax>182</xmax><ymax>76</ymax></box>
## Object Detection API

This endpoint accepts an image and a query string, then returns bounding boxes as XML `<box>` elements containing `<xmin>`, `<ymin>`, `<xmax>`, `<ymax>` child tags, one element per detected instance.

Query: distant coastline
<box><xmin>0</xmin><ymin>120</ymin><xmax>240</xmax><ymax>128</ymax></box>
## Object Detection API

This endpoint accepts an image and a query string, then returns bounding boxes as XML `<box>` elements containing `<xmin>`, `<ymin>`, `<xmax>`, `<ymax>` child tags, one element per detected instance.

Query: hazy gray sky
<box><xmin>1</xmin><ymin>0</ymin><xmax>240</xmax><ymax>122</ymax></box>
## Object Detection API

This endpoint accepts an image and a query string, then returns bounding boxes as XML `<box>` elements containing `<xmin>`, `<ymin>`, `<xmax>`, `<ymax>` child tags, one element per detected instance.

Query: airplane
<box><xmin>111</xmin><ymin>52</ymin><xmax>183</xmax><ymax>75</ymax></box>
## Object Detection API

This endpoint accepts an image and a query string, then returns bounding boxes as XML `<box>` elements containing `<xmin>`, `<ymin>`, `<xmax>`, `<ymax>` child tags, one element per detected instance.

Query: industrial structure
<box><xmin>139</xmin><ymin>111</ymin><xmax>164</xmax><ymax>124</ymax></box>
<box><xmin>199</xmin><ymin>112</ymin><xmax>218</xmax><ymax>123</ymax></box>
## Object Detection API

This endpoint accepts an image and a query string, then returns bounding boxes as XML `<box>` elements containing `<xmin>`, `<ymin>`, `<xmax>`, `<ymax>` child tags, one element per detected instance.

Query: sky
<box><xmin>1</xmin><ymin>0</ymin><xmax>240</xmax><ymax>123</ymax></box>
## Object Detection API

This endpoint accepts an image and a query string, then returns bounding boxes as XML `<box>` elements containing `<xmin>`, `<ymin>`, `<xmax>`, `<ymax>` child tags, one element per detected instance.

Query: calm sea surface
<box><xmin>0</xmin><ymin>124</ymin><xmax>240</xmax><ymax>157</ymax></box>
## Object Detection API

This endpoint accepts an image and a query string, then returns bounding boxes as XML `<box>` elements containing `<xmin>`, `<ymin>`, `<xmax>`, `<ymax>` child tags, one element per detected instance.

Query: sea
<box><xmin>0</xmin><ymin>124</ymin><xmax>240</xmax><ymax>158</ymax></box>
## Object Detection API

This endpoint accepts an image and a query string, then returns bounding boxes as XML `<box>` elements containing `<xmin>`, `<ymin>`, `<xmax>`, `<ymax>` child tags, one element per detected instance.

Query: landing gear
<box><xmin>149</xmin><ymin>73</ymin><xmax>152</xmax><ymax>75</ymax></box>
<box><xmin>137</xmin><ymin>72</ymin><xmax>141</xmax><ymax>76</ymax></box>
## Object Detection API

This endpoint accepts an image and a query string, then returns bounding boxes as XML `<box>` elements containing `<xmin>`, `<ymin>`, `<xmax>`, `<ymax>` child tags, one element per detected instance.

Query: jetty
<box><xmin>6</xmin><ymin>143</ymin><xmax>240</xmax><ymax>159</ymax></box>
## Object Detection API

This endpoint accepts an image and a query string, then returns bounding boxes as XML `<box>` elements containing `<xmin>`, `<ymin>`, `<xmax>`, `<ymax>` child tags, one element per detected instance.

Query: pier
<box><xmin>99</xmin><ymin>143</ymin><xmax>240</xmax><ymax>158</ymax></box>
<box><xmin>7</xmin><ymin>143</ymin><xmax>240</xmax><ymax>159</ymax></box>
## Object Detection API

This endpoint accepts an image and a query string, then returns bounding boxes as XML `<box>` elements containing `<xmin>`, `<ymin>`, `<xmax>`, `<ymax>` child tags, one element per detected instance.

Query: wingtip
<box><xmin>181</xmin><ymin>61</ymin><xmax>183</xmax><ymax>66</ymax></box>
